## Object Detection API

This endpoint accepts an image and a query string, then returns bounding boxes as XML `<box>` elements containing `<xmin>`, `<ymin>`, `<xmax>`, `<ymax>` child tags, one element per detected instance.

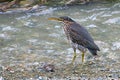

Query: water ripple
<box><xmin>112</xmin><ymin>3</ymin><xmax>120</xmax><ymax>8</ymax></box>
<box><xmin>48</xmin><ymin>33</ymin><xmax>60</xmax><ymax>38</ymax></box>
<box><xmin>86</xmin><ymin>24</ymin><xmax>97</xmax><ymax>28</ymax></box>
<box><xmin>87</xmin><ymin>12</ymin><xmax>104</xmax><ymax>21</ymax></box>
<box><xmin>27</xmin><ymin>39</ymin><xmax>38</xmax><ymax>43</ymax></box>
<box><xmin>103</xmin><ymin>17</ymin><xmax>120</xmax><ymax>24</ymax></box>
<box><xmin>2</xmin><ymin>26</ymin><xmax>19</xmax><ymax>32</ymax></box>
<box><xmin>111</xmin><ymin>11</ymin><xmax>120</xmax><ymax>15</ymax></box>
<box><xmin>81</xmin><ymin>8</ymin><xmax>109</xmax><ymax>13</ymax></box>
<box><xmin>0</xmin><ymin>33</ymin><xmax>10</xmax><ymax>39</ymax></box>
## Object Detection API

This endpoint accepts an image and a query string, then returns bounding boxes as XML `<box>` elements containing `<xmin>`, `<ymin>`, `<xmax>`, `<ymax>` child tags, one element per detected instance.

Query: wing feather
<box><xmin>69</xmin><ymin>23</ymin><xmax>100</xmax><ymax>51</ymax></box>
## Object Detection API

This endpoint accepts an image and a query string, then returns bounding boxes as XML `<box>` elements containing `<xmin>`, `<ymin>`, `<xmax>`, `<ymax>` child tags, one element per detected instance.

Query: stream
<box><xmin>0</xmin><ymin>2</ymin><xmax>120</xmax><ymax>80</ymax></box>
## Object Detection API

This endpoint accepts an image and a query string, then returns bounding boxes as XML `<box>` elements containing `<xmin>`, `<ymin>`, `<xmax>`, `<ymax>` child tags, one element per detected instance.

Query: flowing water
<box><xmin>0</xmin><ymin>2</ymin><xmax>120</xmax><ymax>80</ymax></box>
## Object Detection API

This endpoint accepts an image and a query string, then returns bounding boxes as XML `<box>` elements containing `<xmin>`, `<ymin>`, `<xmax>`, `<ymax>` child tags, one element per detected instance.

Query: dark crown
<box><xmin>59</xmin><ymin>16</ymin><xmax>75</xmax><ymax>22</ymax></box>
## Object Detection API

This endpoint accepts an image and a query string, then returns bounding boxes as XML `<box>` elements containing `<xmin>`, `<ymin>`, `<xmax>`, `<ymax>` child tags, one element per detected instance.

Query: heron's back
<box><xmin>67</xmin><ymin>22</ymin><xmax>100</xmax><ymax>55</ymax></box>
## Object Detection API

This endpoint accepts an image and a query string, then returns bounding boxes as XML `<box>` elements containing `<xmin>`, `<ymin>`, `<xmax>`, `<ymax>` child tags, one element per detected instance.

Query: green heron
<box><xmin>48</xmin><ymin>16</ymin><xmax>100</xmax><ymax>63</ymax></box>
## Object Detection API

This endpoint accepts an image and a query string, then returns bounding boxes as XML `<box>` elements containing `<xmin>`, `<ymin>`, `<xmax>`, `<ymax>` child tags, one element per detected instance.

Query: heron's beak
<box><xmin>48</xmin><ymin>17</ymin><xmax>63</xmax><ymax>22</ymax></box>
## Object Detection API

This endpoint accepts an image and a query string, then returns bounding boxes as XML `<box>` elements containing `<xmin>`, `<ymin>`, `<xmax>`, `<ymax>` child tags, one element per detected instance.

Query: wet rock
<box><xmin>5</xmin><ymin>66</ymin><xmax>15</xmax><ymax>73</ymax></box>
<box><xmin>37</xmin><ymin>76</ymin><xmax>43</xmax><ymax>80</ymax></box>
<box><xmin>111</xmin><ymin>42</ymin><xmax>120</xmax><ymax>50</ymax></box>
<box><xmin>0</xmin><ymin>66</ymin><xmax>4</xmax><ymax>72</ymax></box>
<box><xmin>43</xmin><ymin>64</ymin><xmax>55</xmax><ymax>72</ymax></box>
<box><xmin>0</xmin><ymin>76</ymin><xmax>4</xmax><ymax>80</ymax></box>
<box><xmin>100</xmin><ymin>67</ymin><xmax>110</xmax><ymax>71</ymax></box>
<box><xmin>39</xmin><ymin>63</ymin><xmax>55</xmax><ymax>72</ymax></box>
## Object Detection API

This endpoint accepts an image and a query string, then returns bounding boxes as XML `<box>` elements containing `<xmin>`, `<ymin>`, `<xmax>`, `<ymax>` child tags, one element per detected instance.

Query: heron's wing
<box><xmin>69</xmin><ymin>23</ymin><xmax>100</xmax><ymax>51</ymax></box>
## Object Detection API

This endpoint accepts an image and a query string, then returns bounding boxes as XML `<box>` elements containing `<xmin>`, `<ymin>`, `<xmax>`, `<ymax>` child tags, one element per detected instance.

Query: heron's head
<box><xmin>48</xmin><ymin>16</ymin><xmax>75</xmax><ymax>23</ymax></box>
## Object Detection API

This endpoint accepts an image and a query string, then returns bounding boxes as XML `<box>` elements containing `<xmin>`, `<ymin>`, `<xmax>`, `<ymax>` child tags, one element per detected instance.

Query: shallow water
<box><xmin>0</xmin><ymin>2</ymin><xmax>120</xmax><ymax>79</ymax></box>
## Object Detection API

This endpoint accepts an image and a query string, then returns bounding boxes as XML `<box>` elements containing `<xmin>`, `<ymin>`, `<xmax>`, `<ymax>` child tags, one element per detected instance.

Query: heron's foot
<box><xmin>82</xmin><ymin>52</ymin><xmax>85</xmax><ymax>62</ymax></box>
<box><xmin>71</xmin><ymin>52</ymin><xmax>77</xmax><ymax>64</ymax></box>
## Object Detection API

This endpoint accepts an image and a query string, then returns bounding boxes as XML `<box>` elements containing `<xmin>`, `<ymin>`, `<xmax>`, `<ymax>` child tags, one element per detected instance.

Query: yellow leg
<box><xmin>71</xmin><ymin>49</ymin><xmax>76</xmax><ymax>64</ymax></box>
<box><xmin>82</xmin><ymin>52</ymin><xmax>85</xmax><ymax>62</ymax></box>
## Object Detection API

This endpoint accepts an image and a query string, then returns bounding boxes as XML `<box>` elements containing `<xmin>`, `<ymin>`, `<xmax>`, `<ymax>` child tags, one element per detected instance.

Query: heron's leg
<box><xmin>81</xmin><ymin>52</ymin><xmax>85</xmax><ymax>62</ymax></box>
<box><xmin>72</xmin><ymin>48</ymin><xmax>76</xmax><ymax>64</ymax></box>
<box><xmin>78</xmin><ymin>45</ymin><xmax>87</xmax><ymax>63</ymax></box>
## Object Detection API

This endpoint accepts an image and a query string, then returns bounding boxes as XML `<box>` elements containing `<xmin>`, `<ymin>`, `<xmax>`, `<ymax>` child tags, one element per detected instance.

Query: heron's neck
<box><xmin>63</xmin><ymin>21</ymin><xmax>74</xmax><ymax>27</ymax></box>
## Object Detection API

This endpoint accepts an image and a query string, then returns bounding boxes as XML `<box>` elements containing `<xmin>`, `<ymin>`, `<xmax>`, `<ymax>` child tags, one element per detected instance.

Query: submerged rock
<box><xmin>41</xmin><ymin>63</ymin><xmax>55</xmax><ymax>72</ymax></box>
